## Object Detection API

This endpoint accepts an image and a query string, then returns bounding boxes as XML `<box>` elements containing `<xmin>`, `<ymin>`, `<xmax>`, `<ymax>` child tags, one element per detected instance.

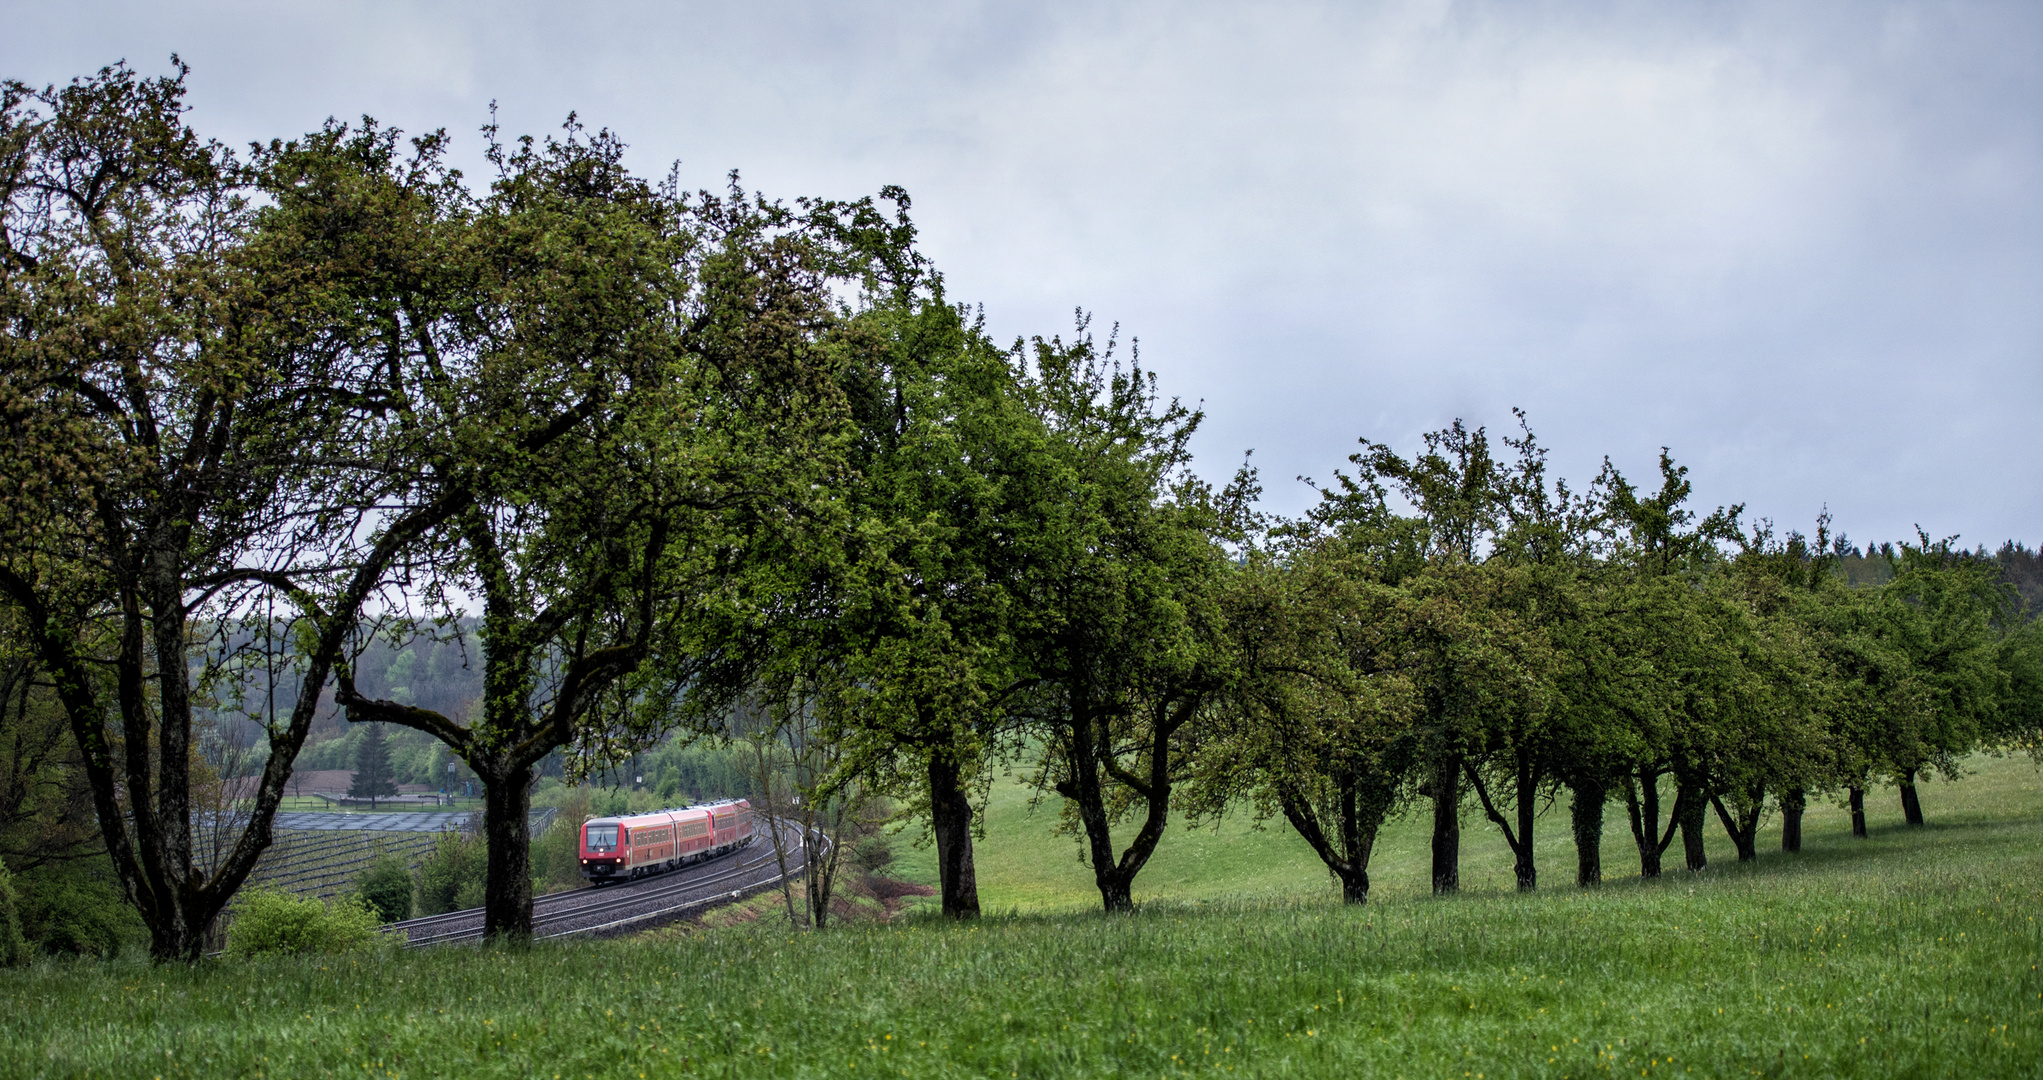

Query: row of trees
<box><xmin>3</xmin><ymin>62</ymin><xmax>2037</xmax><ymax>960</ymax></box>
<box><xmin>1198</xmin><ymin>429</ymin><xmax>2041</xmax><ymax>902</ymax></box>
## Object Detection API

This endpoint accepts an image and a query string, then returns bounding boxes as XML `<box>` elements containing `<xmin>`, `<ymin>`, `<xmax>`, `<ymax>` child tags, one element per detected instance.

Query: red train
<box><xmin>578</xmin><ymin>799</ymin><xmax>755</xmax><ymax>884</ymax></box>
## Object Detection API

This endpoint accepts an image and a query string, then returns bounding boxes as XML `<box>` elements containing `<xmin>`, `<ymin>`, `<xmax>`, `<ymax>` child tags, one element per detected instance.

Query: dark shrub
<box><xmin>355</xmin><ymin>855</ymin><xmax>413</xmax><ymax>923</ymax></box>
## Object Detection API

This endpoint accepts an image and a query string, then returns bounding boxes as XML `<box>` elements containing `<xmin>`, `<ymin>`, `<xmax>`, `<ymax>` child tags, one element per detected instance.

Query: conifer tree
<box><xmin>348</xmin><ymin>725</ymin><xmax>399</xmax><ymax>807</ymax></box>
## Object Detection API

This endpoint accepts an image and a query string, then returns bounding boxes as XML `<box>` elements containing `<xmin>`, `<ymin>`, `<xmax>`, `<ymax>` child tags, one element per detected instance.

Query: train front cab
<box><xmin>579</xmin><ymin>817</ymin><xmax>624</xmax><ymax>883</ymax></box>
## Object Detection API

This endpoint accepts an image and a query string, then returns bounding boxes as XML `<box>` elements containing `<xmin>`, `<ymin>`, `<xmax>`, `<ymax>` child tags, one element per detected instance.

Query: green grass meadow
<box><xmin>887</xmin><ymin>755</ymin><xmax>2041</xmax><ymax>912</ymax></box>
<box><xmin>3</xmin><ymin>757</ymin><xmax>2039</xmax><ymax>1079</ymax></box>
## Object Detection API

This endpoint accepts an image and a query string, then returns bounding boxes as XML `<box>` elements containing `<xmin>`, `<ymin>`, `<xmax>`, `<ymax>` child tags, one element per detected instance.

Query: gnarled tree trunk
<box><xmin>1464</xmin><ymin>751</ymin><xmax>1538</xmax><ymax>892</ymax></box>
<box><xmin>1709</xmin><ymin>785</ymin><xmax>1763</xmax><ymax>862</ymax></box>
<box><xmin>480</xmin><ymin>763</ymin><xmax>535</xmax><ymax>944</ymax></box>
<box><xmin>1570</xmin><ymin>776</ymin><xmax>1605</xmax><ymax>886</ymax></box>
<box><xmin>1779</xmin><ymin>788</ymin><xmax>1805</xmax><ymax>853</ymax></box>
<box><xmin>1621</xmin><ymin>768</ymin><xmax>1679</xmax><ymax>879</ymax></box>
<box><xmin>1898</xmin><ymin>769</ymin><xmax>1925</xmax><ymax>826</ymax></box>
<box><xmin>1276</xmin><ymin>769</ymin><xmax>1394</xmax><ymax>905</ymax></box>
<box><xmin>927</xmin><ymin>748</ymin><xmax>980</xmax><ymax>919</ymax></box>
<box><xmin>1677</xmin><ymin>778</ymin><xmax>1709</xmax><ymax>872</ymax></box>
<box><xmin>1430</xmin><ymin>756</ymin><xmax>1461</xmax><ymax>895</ymax></box>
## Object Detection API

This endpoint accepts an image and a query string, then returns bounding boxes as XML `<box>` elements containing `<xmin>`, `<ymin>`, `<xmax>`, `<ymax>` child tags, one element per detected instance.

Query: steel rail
<box><xmin>388</xmin><ymin>837</ymin><xmax>758</xmax><ymax>936</ymax></box>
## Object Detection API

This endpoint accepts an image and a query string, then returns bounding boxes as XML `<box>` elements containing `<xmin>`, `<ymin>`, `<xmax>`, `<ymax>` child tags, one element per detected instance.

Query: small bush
<box><xmin>454</xmin><ymin>879</ymin><xmax>485</xmax><ymax>911</ymax></box>
<box><xmin>529</xmin><ymin>789</ymin><xmax>591</xmax><ymax>895</ymax></box>
<box><xmin>850</xmin><ymin>833</ymin><xmax>895</xmax><ymax>875</ymax></box>
<box><xmin>224</xmin><ymin>889</ymin><xmax>382</xmax><ymax>959</ymax></box>
<box><xmin>0</xmin><ymin>856</ymin><xmax>28</xmax><ymax>968</ymax></box>
<box><xmin>355</xmin><ymin>855</ymin><xmax>413</xmax><ymax>923</ymax></box>
<box><xmin>414</xmin><ymin>830</ymin><xmax>486</xmax><ymax>916</ymax></box>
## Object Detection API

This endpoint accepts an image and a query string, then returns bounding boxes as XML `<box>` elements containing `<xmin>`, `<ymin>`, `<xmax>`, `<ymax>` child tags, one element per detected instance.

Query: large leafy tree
<box><xmin>1871</xmin><ymin>537</ymin><xmax>2012</xmax><ymax>825</ymax></box>
<box><xmin>1009</xmin><ymin>324</ymin><xmax>1239</xmax><ymax>914</ymax></box>
<box><xmin>1350</xmin><ymin>420</ymin><xmax>1530</xmax><ymax>895</ymax></box>
<box><xmin>0</xmin><ymin>64</ymin><xmax>461</xmax><ymax>961</ymax></box>
<box><xmin>743</xmin><ymin>290</ymin><xmax>1043</xmax><ymax>920</ymax></box>
<box><xmin>1797</xmin><ymin>570</ymin><xmax>1910</xmax><ymax>838</ymax></box>
<box><xmin>1461</xmin><ymin>417</ymin><xmax>1597</xmax><ymax>891</ymax></box>
<box><xmin>1688</xmin><ymin>534</ymin><xmax>1829</xmax><ymax>863</ymax></box>
<box><xmin>311</xmin><ymin>122</ymin><xmax>906</xmax><ymax>940</ymax></box>
<box><xmin>1600</xmin><ymin>452</ymin><xmax>1742</xmax><ymax>875</ymax></box>
<box><xmin>1992</xmin><ymin>614</ymin><xmax>2043</xmax><ymax>764</ymax></box>
<box><xmin>1190</xmin><ymin>487</ymin><xmax>1427</xmax><ymax>904</ymax></box>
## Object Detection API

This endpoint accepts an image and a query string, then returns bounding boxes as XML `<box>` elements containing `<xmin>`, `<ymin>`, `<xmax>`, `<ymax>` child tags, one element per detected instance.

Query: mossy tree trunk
<box><xmin>1677</xmin><ymin>778</ymin><xmax>1709</xmax><ymax>872</ymax></box>
<box><xmin>927</xmin><ymin>747</ymin><xmax>980</xmax><ymax>920</ymax></box>
<box><xmin>1431</xmin><ymin>756</ymin><xmax>1461</xmax><ymax>894</ymax></box>
<box><xmin>1570</xmin><ymin>776</ymin><xmax>1606</xmax><ymax>886</ymax></box>
<box><xmin>1899</xmin><ymin>769</ymin><xmax>1925</xmax><ymax>826</ymax></box>
<box><xmin>1709</xmin><ymin>784</ymin><xmax>1764</xmax><ymax>862</ymax></box>
<box><xmin>1779</xmin><ymin>788</ymin><xmax>1805</xmax><ymax>853</ymax></box>
<box><xmin>480</xmin><ymin>764</ymin><xmax>534</xmax><ymax>945</ymax></box>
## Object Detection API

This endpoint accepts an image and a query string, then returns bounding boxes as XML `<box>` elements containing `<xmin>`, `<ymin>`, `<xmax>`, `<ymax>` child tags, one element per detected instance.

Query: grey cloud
<box><xmin>6</xmin><ymin>0</ymin><xmax>2037</xmax><ymax>545</ymax></box>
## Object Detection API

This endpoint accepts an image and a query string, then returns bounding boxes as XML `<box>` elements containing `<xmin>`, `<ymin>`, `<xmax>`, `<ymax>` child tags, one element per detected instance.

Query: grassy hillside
<box><xmin>2</xmin><ymin>756</ymin><xmax>2036</xmax><ymax>1079</ymax></box>
<box><xmin>890</xmin><ymin>754</ymin><xmax>2043</xmax><ymax>913</ymax></box>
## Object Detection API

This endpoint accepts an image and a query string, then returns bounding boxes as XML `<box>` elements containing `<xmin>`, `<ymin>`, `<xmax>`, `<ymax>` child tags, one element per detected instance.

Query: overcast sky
<box><xmin>8</xmin><ymin>1</ymin><xmax>2038</xmax><ymax>549</ymax></box>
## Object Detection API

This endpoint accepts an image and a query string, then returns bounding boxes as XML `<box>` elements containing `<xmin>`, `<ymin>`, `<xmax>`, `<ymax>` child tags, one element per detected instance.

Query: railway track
<box><xmin>389</xmin><ymin>819</ymin><xmax>808</xmax><ymax>946</ymax></box>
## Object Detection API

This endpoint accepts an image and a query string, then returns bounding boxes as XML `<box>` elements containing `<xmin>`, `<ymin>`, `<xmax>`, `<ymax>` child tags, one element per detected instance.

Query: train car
<box><xmin>579</xmin><ymin>798</ymin><xmax>756</xmax><ymax>884</ymax></box>
<box><xmin>705</xmin><ymin>799</ymin><xmax>754</xmax><ymax>850</ymax></box>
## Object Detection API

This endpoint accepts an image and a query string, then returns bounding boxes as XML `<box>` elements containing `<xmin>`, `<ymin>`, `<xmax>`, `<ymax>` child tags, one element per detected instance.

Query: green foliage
<box><xmin>354</xmin><ymin>856</ymin><xmax>413</xmax><ymax>924</ymax></box>
<box><xmin>276</xmin><ymin>103</ymin><xmax>922</xmax><ymax>944</ymax></box>
<box><xmin>454</xmin><ymin>879</ymin><xmax>485</xmax><ymax>913</ymax></box>
<box><xmin>634</xmin><ymin>738</ymin><xmax>758</xmax><ymax>804</ymax></box>
<box><xmin>0</xmin><ymin>855</ymin><xmax>27</xmax><ymax>968</ymax></box>
<box><xmin>222</xmin><ymin>889</ymin><xmax>383</xmax><ymax>959</ymax></box>
<box><xmin>5</xmin><ymin>56</ymin><xmax>2041</xmax><ymax>967</ymax></box>
<box><xmin>850</xmin><ymin>832</ymin><xmax>895</xmax><ymax>875</ymax></box>
<box><xmin>1995</xmin><ymin>617</ymin><xmax>2043</xmax><ymax>759</ymax></box>
<box><xmin>1002</xmin><ymin>319</ymin><xmax>1242</xmax><ymax>913</ymax></box>
<box><xmin>0</xmin><ymin>606</ymin><xmax>104</xmax><ymax>882</ymax></box>
<box><xmin>414</xmin><ymin>831</ymin><xmax>487</xmax><ymax>917</ymax></box>
<box><xmin>7</xmin><ymin>856</ymin><xmax>141</xmax><ymax>958</ymax></box>
<box><xmin>721</xmin><ymin>289</ymin><xmax>1052</xmax><ymax>918</ymax></box>
<box><xmin>1190</xmin><ymin>529</ymin><xmax>1425</xmax><ymax>903</ymax></box>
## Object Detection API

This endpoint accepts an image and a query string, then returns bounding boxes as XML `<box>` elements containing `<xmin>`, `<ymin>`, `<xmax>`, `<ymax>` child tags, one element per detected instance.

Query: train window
<box><xmin>585</xmin><ymin>824</ymin><xmax>618</xmax><ymax>851</ymax></box>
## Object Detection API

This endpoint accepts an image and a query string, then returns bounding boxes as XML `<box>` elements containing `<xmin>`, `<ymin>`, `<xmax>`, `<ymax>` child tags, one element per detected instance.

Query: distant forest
<box><xmin>247</xmin><ymin>624</ymin><xmax>746</xmax><ymax>798</ymax></box>
<box><xmin>1835</xmin><ymin>539</ymin><xmax>2043</xmax><ymax>614</ymax></box>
